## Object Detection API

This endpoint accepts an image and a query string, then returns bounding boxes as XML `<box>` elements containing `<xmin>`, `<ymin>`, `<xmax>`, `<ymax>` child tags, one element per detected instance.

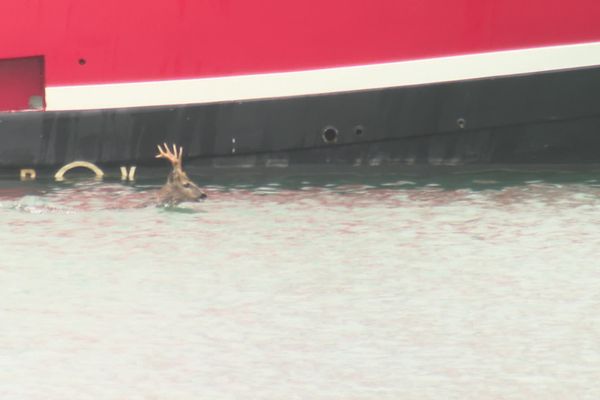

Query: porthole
<box><xmin>322</xmin><ymin>126</ymin><xmax>339</xmax><ymax>144</ymax></box>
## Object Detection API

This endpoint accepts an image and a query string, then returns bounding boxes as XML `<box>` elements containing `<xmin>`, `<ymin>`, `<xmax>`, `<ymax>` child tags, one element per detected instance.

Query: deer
<box><xmin>155</xmin><ymin>143</ymin><xmax>207</xmax><ymax>206</ymax></box>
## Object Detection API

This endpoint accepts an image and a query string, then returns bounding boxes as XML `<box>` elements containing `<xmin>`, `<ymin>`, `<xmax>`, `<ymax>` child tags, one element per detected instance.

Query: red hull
<box><xmin>2</xmin><ymin>0</ymin><xmax>600</xmax><ymax>87</ymax></box>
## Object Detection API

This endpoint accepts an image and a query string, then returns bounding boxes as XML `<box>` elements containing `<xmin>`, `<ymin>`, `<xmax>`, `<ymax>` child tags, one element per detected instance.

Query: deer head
<box><xmin>155</xmin><ymin>143</ymin><xmax>207</xmax><ymax>205</ymax></box>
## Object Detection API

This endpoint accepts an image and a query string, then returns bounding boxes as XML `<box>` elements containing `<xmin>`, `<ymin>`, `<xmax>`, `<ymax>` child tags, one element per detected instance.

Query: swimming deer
<box><xmin>155</xmin><ymin>143</ymin><xmax>207</xmax><ymax>205</ymax></box>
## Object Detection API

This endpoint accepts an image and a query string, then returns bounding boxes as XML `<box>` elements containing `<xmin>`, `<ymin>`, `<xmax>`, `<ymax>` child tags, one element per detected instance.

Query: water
<box><xmin>1</xmin><ymin>168</ymin><xmax>599</xmax><ymax>399</ymax></box>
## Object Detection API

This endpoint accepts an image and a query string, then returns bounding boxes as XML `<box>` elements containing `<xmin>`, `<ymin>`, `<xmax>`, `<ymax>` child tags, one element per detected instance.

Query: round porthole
<box><xmin>322</xmin><ymin>126</ymin><xmax>339</xmax><ymax>144</ymax></box>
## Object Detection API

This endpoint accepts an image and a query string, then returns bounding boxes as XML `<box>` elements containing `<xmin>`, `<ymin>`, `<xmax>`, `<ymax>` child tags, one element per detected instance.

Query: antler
<box><xmin>156</xmin><ymin>143</ymin><xmax>183</xmax><ymax>169</ymax></box>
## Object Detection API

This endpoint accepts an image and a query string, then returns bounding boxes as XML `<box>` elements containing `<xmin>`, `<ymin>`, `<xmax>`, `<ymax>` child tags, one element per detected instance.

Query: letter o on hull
<box><xmin>54</xmin><ymin>161</ymin><xmax>104</xmax><ymax>181</ymax></box>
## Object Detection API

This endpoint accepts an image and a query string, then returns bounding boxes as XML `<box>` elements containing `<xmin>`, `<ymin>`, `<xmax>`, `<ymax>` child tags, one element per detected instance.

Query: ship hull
<box><xmin>1</xmin><ymin>63</ymin><xmax>600</xmax><ymax>176</ymax></box>
<box><xmin>2</xmin><ymin>1</ymin><xmax>600</xmax><ymax>176</ymax></box>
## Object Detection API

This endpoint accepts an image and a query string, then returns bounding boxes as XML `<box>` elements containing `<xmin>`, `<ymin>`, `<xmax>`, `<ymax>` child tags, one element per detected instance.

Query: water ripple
<box><xmin>0</xmin><ymin>172</ymin><xmax>599</xmax><ymax>399</ymax></box>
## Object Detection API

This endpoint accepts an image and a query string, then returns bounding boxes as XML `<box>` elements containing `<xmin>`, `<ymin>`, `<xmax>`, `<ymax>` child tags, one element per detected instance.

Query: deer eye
<box><xmin>183</xmin><ymin>182</ymin><xmax>191</xmax><ymax>188</ymax></box>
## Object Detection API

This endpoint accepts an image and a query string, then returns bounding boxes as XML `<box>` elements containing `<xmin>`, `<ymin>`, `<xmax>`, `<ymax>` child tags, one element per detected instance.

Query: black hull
<box><xmin>1</xmin><ymin>66</ymin><xmax>600</xmax><ymax>178</ymax></box>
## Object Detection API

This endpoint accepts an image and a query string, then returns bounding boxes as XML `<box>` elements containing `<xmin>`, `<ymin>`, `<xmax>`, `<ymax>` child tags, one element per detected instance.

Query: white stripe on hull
<box><xmin>46</xmin><ymin>41</ymin><xmax>600</xmax><ymax>111</ymax></box>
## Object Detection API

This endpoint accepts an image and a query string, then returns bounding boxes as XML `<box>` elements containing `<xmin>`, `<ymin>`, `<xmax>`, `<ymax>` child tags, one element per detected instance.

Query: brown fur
<box><xmin>156</xmin><ymin>143</ymin><xmax>206</xmax><ymax>206</ymax></box>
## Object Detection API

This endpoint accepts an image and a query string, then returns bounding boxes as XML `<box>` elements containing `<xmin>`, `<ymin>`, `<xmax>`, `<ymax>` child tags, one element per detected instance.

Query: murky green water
<box><xmin>1</xmin><ymin>168</ymin><xmax>599</xmax><ymax>399</ymax></box>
